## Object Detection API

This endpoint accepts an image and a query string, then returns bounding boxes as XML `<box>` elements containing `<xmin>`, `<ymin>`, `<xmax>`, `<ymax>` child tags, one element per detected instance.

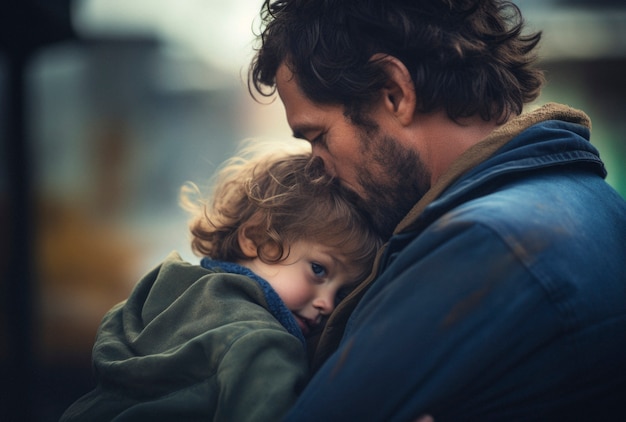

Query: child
<box><xmin>60</xmin><ymin>140</ymin><xmax>381</xmax><ymax>422</ymax></box>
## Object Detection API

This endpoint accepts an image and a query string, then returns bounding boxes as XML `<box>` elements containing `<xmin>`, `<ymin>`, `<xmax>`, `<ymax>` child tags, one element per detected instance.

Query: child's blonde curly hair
<box><xmin>181</xmin><ymin>139</ymin><xmax>381</xmax><ymax>284</ymax></box>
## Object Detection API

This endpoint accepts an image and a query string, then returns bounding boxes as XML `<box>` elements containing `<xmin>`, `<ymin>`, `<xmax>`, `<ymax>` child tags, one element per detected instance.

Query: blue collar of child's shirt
<box><xmin>200</xmin><ymin>258</ymin><xmax>306</xmax><ymax>346</ymax></box>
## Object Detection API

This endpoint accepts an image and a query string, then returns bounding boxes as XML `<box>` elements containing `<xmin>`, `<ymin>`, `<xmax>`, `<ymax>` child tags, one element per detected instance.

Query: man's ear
<box><xmin>370</xmin><ymin>53</ymin><xmax>416</xmax><ymax>126</ymax></box>
<box><xmin>238</xmin><ymin>225</ymin><xmax>259</xmax><ymax>258</ymax></box>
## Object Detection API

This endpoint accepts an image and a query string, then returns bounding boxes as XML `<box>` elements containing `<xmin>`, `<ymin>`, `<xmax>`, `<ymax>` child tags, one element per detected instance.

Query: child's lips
<box><xmin>294</xmin><ymin>314</ymin><xmax>315</xmax><ymax>336</ymax></box>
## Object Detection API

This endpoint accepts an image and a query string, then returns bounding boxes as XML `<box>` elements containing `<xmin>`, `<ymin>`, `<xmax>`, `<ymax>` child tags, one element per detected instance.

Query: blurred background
<box><xmin>1</xmin><ymin>0</ymin><xmax>625</xmax><ymax>420</ymax></box>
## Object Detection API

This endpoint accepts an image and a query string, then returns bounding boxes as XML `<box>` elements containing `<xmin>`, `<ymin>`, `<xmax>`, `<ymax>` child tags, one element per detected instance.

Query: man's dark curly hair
<box><xmin>249</xmin><ymin>0</ymin><xmax>545</xmax><ymax>123</ymax></box>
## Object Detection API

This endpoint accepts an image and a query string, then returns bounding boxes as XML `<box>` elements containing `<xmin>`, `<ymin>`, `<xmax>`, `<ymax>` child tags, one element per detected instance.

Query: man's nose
<box><xmin>310</xmin><ymin>146</ymin><xmax>336</xmax><ymax>177</ymax></box>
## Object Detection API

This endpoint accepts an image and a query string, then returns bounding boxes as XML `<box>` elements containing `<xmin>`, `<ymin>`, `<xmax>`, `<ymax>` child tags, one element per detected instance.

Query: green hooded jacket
<box><xmin>60</xmin><ymin>251</ymin><xmax>308</xmax><ymax>421</ymax></box>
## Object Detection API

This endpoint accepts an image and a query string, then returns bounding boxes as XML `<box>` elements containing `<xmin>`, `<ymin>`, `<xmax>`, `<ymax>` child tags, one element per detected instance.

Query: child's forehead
<box><xmin>291</xmin><ymin>240</ymin><xmax>346</xmax><ymax>259</ymax></box>
<box><xmin>313</xmin><ymin>244</ymin><xmax>367</xmax><ymax>271</ymax></box>
<box><xmin>288</xmin><ymin>237</ymin><xmax>371</xmax><ymax>269</ymax></box>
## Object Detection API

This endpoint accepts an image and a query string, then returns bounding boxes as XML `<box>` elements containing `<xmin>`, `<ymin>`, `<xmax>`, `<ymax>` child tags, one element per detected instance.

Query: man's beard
<box><xmin>354</xmin><ymin>132</ymin><xmax>430</xmax><ymax>240</ymax></box>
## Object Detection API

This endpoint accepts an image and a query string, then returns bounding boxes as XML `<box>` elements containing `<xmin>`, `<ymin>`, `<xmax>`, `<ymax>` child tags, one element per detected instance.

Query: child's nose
<box><xmin>313</xmin><ymin>291</ymin><xmax>335</xmax><ymax>315</ymax></box>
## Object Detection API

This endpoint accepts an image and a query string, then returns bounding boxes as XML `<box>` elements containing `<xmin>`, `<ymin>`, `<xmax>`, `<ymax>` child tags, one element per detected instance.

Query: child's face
<box><xmin>241</xmin><ymin>240</ymin><xmax>360</xmax><ymax>336</ymax></box>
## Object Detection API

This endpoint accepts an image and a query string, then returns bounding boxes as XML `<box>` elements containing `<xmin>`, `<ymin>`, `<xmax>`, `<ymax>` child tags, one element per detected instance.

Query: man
<box><xmin>249</xmin><ymin>0</ymin><xmax>626</xmax><ymax>420</ymax></box>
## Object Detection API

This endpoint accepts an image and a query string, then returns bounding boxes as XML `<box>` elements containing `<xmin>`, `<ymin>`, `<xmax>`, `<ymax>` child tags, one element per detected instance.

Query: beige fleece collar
<box><xmin>393</xmin><ymin>103</ymin><xmax>591</xmax><ymax>234</ymax></box>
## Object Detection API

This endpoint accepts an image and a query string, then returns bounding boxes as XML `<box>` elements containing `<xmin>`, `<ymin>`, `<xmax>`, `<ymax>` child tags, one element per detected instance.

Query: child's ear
<box><xmin>238</xmin><ymin>226</ymin><xmax>259</xmax><ymax>258</ymax></box>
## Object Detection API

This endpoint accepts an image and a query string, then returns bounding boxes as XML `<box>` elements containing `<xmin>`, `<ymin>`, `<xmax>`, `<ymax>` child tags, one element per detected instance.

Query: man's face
<box><xmin>276</xmin><ymin>64</ymin><xmax>430</xmax><ymax>238</ymax></box>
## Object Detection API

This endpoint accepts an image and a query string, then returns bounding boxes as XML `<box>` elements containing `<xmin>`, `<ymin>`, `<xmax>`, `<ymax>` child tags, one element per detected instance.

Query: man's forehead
<box><xmin>275</xmin><ymin>63</ymin><xmax>300</xmax><ymax>97</ymax></box>
<box><xmin>276</xmin><ymin>64</ymin><xmax>322</xmax><ymax>132</ymax></box>
<box><xmin>275</xmin><ymin>65</ymin><xmax>300</xmax><ymax>120</ymax></box>
<box><xmin>275</xmin><ymin>63</ymin><xmax>353</xmax><ymax>143</ymax></box>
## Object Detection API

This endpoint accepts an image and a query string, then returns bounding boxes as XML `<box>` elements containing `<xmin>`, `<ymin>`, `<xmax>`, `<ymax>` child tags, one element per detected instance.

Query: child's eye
<box><xmin>311</xmin><ymin>263</ymin><xmax>327</xmax><ymax>277</ymax></box>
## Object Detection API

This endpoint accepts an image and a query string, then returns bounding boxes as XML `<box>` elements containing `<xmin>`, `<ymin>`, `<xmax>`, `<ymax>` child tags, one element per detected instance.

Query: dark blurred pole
<box><xmin>0</xmin><ymin>2</ymin><xmax>75</xmax><ymax>420</ymax></box>
<box><xmin>4</xmin><ymin>46</ymin><xmax>35</xmax><ymax>422</ymax></box>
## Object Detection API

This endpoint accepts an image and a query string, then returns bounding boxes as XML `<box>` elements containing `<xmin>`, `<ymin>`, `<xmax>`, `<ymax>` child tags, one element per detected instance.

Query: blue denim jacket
<box><xmin>284</xmin><ymin>104</ymin><xmax>626</xmax><ymax>421</ymax></box>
